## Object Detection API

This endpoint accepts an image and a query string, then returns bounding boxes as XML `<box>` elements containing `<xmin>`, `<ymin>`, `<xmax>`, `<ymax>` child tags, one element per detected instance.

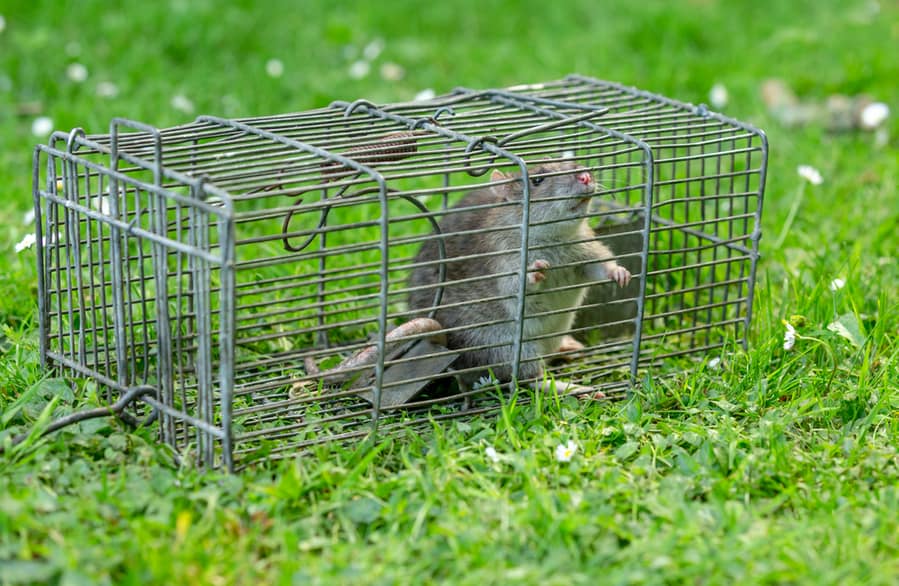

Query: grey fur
<box><xmin>408</xmin><ymin>161</ymin><xmax>628</xmax><ymax>386</ymax></box>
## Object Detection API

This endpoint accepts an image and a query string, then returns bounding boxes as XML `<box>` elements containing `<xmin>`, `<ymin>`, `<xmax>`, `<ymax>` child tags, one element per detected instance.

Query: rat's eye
<box><xmin>530</xmin><ymin>176</ymin><xmax>545</xmax><ymax>186</ymax></box>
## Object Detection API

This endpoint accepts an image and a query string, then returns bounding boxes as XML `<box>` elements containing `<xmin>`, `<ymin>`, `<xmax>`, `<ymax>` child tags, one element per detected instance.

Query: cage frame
<box><xmin>31</xmin><ymin>76</ymin><xmax>768</xmax><ymax>471</ymax></box>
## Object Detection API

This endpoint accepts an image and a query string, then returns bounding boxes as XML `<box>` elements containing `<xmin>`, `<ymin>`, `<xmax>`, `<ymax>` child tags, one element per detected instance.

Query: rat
<box><xmin>408</xmin><ymin>160</ymin><xmax>631</xmax><ymax>397</ymax></box>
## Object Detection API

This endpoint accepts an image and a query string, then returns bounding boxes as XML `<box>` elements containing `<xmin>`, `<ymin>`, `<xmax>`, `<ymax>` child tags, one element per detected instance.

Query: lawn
<box><xmin>1</xmin><ymin>0</ymin><xmax>898</xmax><ymax>584</ymax></box>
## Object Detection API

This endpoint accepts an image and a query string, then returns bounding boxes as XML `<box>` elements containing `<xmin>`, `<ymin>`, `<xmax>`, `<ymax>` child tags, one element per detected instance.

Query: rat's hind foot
<box><xmin>575</xmin><ymin>389</ymin><xmax>607</xmax><ymax>401</ymax></box>
<box><xmin>555</xmin><ymin>335</ymin><xmax>586</xmax><ymax>362</ymax></box>
<box><xmin>532</xmin><ymin>378</ymin><xmax>605</xmax><ymax>400</ymax></box>
<box><xmin>527</xmin><ymin>259</ymin><xmax>551</xmax><ymax>286</ymax></box>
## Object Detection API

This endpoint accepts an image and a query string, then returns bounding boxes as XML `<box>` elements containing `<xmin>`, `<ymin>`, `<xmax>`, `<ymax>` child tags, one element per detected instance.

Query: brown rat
<box><xmin>408</xmin><ymin>160</ymin><xmax>630</xmax><ymax>395</ymax></box>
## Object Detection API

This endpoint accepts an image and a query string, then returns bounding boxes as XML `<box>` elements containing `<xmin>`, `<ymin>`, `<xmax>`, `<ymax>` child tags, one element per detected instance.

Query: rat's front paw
<box><xmin>609</xmin><ymin>264</ymin><xmax>631</xmax><ymax>288</ymax></box>
<box><xmin>527</xmin><ymin>259</ymin><xmax>551</xmax><ymax>286</ymax></box>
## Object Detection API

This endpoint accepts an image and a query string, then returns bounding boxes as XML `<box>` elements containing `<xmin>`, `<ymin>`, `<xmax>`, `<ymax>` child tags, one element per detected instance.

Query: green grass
<box><xmin>2</xmin><ymin>0</ymin><xmax>898</xmax><ymax>584</ymax></box>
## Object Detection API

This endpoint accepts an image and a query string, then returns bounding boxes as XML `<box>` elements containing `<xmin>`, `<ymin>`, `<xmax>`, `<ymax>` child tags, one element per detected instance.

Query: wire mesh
<box><xmin>31</xmin><ymin>76</ymin><xmax>766</xmax><ymax>470</ymax></box>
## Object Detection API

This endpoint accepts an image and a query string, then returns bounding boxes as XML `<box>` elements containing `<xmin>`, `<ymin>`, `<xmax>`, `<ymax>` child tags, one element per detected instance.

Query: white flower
<box><xmin>379</xmin><ymin>62</ymin><xmax>404</xmax><ymax>81</ymax></box>
<box><xmin>484</xmin><ymin>445</ymin><xmax>500</xmax><ymax>463</ymax></box>
<box><xmin>783</xmin><ymin>322</ymin><xmax>797</xmax><ymax>351</ymax></box>
<box><xmin>23</xmin><ymin>208</ymin><xmax>35</xmax><ymax>225</ymax></box>
<box><xmin>860</xmin><ymin>102</ymin><xmax>889</xmax><ymax>130</ymax></box>
<box><xmin>31</xmin><ymin>116</ymin><xmax>53</xmax><ymax>137</ymax></box>
<box><xmin>414</xmin><ymin>88</ymin><xmax>436</xmax><ymax>101</ymax></box>
<box><xmin>797</xmin><ymin>165</ymin><xmax>823</xmax><ymax>185</ymax></box>
<box><xmin>0</xmin><ymin>14</ymin><xmax>7</xmax><ymax>35</ymax></box>
<box><xmin>348</xmin><ymin>60</ymin><xmax>370</xmax><ymax>80</ymax></box>
<box><xmin>93</xmin><ymin>194</ymin><xmax>112</xmax><ymax>215</ymax></box>
<box><xmin>265</xmin><ymin>58</ymin><xmax>284</xmax><ymax>78</ymax></box>
<box><xmin>555</xmin><ymin>440</ymin><xmax>578</xmax><ymax>462</ymax></box>
<box><xmin>171</xmin><ymin>93</ymin><xmax>194</xmax><ymax>114</ymax></box>
<box><xmin>66</xmin><ymin>63</ymin><xmax>88</xmax><ymax>83</ymax></box>
<box><xmin>15</xmin><ymin>233</ymin><xmax>36</xmax><ymax>253</ymax></box>
<box><xmin>363</xmin><ymin>38</ymin><xmax>384</xmax><ymax>62</ymax></box>
<box><xmin>829</xmin><ymin>278</ymin><xmax>845</xmax><ymax>291</ymax></box>
<box><xmin>471</xmin><ymin>374</ymin><xmax>497</xmax><ymax>390</ymax></box>
<box><xmin>709</xmin><ymin>83</ymin><xmax>728</xmax><ymax>109</ymax></box>
<box><xmin>707</xmin><ymin>356</ymin><xmax>721</xmax><ymax>369</ymax></box>
<box><xmin>96</xmin><ymin>81</ymin><xmax>119</xmax><ymax>98</ymax></box>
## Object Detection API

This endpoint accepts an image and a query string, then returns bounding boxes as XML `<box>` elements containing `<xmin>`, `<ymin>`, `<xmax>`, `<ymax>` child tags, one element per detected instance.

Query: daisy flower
<box><xmin>471</xmin><ymin>374</ymin><xmax>497</xmax><ymax>391</ymax></box>
<box><xmin>66</xmin><ymin>63</ymin><xmax>88</xmax><ymax>83</ymax></box>
<box><xmin>96</xmin><ymin>81</ymin><xmax>119</xmax><ymax>99</ymax></box>
<box><xmin>484</xmin><ymin>445</ymin><xmax>500</xmax><ymax>463</ymax></box>
<box><xmin>348</xmin><ymin>60</ymin><xmax>370</xmax><ymax>80</ymax></box>
<box><xmin>860</xmin><ymin>102</ymin><xmax>889</xmax><ymax>130</ymax></box>
<box><xmin>783</xmin><ymin>321</ymin><xmax>797</xmax><ymax>351</ymax></box>
<box><xmin>797</xmin><ymin>165</ymin><xmax>823</xmax><ymax>185</ymax></box>
<box><xmin>414</xmin><ymin>88</ymin><xmax>436</xmax><ymax>101</ymax></box>
<box><xmin>15</xmin><ymin>233</ymin><xmax>36</xmax><ymax>253</ymax></box>
<box><xmin>709</xmin><ymin>83</ymin><xmax>728</xmax><ymax>109</ymax></box>
<box><xmin>265</xmin><ymin>58</ymin><xmax>284</xmax><ymax>78</ymax></box>
<box><xmin>555</xmin><ymin>440</ymin><xmax>578</xmax><ymax>462</ymax></box>
<box><xmin>362</xmin><ymin>38</ymin><xmax>384</xmax><ymax>62</ymax></box>
<box><xmin>171</xmin><ymin>94</ymin><xmax>194</xmax><ymax>114</ymax></box>
<box><xmin>31</xmin><ymin>116</ymin><xmax>53</xmax><ymax>137</ymax></box>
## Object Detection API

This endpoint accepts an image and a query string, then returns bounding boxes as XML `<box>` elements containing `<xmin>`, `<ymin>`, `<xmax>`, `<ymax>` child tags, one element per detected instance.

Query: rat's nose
<box><xmin>576</xmin><ymin>171</ymin><xmax>593</xmax><ymax>186</ymax></box>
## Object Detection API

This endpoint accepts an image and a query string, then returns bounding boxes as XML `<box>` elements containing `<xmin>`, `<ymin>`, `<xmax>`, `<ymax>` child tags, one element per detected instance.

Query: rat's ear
<box><xmin>490</xmin><ymin>169</ymin><xmax>510</xmax><ymax>182</ymax></box>
<box><xmin>489</xmin><ymin>169</ymin><xmax>516</xmax><ymax>200</ymax></box>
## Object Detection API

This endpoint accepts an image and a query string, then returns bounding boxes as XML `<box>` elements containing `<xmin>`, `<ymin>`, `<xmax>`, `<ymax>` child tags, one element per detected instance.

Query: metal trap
<box><xmin>30</xmin><ymin>75</ymin><xmax>767</xmax><ymax>470</ymax></box>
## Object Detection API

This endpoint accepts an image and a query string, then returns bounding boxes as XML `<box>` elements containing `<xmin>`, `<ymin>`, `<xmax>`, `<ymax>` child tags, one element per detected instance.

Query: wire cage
<box><xmin>31</xmin><ymin>75</ymin><xmax>767</xmax><ymax>470</ymax></box>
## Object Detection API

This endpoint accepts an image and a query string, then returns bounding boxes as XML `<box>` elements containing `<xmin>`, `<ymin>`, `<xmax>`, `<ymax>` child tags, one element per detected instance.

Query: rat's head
<box><xmin>489</xmin><ymin>160</ymin><xmax>595</xmax><ymax>224</ymax></box>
